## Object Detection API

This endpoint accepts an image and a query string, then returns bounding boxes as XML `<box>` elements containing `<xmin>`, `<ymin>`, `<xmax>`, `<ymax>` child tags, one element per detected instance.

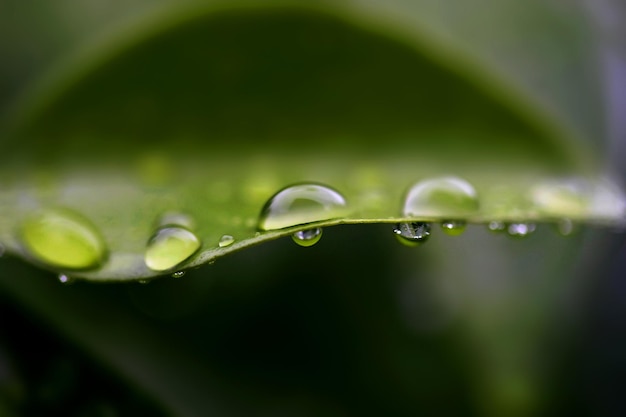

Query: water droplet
<box><xmin>156</xmin><ymin>212</ymin><xmax>195</xmax><ymax>230</ymax></box>
<box><xmin>58</xmin><ymin>274</ymin><xmax>73</xmax><ymax>284</ymax></box>
<box><xmin>21</xmin><ymin>208</ymin><xmax>107</xmax><ymax>270</ymax></box>
<box><xmin>139</xmin><ymin>279</ymin><xmax>150</xmax><ymax>285</ymax></box>
<box><xmin>292</xmin><ymin>228</ymin><xmax>322</xmax><ymax>247</ymax></box>
<box><xmin>403</xmin><ymin>177</ymin><xmax>479</xmax><ymax>217</ymax></box>
<box><xmin>393</xmin><ymin>222</ymin><xmax>431</xmax><ymax>246</ymax></box>
<box><xmin>531</xmin><ymin>181</ymin><xmax>586</xmax><ymax>216</ymax></box>
<box><xmin>144</xmin><ymin>226</ymin><xmax>201</xmax><ymax>272</ymax></box>
<box><xmin>440</xmin><ymin>220</ymin><xmax>466</xmax><ymax>236</ymax></box>
<box><xmin>171</xmin><ymin>271</ymin><xmax>186</xmax><ymax>278</ymax></box>
<box><xmin>507</xmin><ymin>223</ymin><xmax>536</xmax><ymax>237</ymax></box>
<box><xmin>258</xmin><ymin>183</ymin><xmax>348</xmax><ymax>231</ymax></box>
<box><xmin>218</xmin><ymin>235</ymin><xmax>235</xmax><ymax>248</ymax></box>
<box><xmin>487</xmin><ymin>221</ymin><xmax>506</xmax><ymax>232</ymax></box>
<box><xmin>557</xmin><ymin>219</ymin><xmax>574</xmax><ymax>236</ymax></box>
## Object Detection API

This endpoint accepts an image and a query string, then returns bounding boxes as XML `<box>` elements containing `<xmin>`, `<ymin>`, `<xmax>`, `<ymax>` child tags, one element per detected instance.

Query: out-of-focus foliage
<box><xmin>1</xmin><ymin>1</ymin><xmax>625</xmax><ymax>416</ymax></box>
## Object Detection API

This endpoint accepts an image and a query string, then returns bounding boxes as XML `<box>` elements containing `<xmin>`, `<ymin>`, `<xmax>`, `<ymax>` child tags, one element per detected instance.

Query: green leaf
<box><xmin>0</xmin><ymin>1</ymin><xmax>623</xmax><ymax>281</ymax></box>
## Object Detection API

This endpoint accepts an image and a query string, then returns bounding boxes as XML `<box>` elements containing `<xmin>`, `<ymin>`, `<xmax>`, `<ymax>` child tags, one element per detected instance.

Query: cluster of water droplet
<box><xmin>395</xmin><ymin>177</ymin><xmax>477</xmax><ymax>245</ymax></box>
<box><xmin>8</xmin><ymin>176</ymin><xmax>598</xmax><ymax>284</ymax></box>
<box><xmin>257</xmin><ymin>183</ymin><xmax>347</xmax><ymax>247</ymax></box>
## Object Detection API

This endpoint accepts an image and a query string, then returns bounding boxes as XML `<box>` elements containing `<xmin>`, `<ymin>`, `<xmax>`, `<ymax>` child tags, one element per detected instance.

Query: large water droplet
<box><xmin>440</xmin><ymin>220</ymin><xmax>466</xmax><ymax>236</ymax></box>
<box><xmin>292</xmin><ymin>228</ymin><xmax>322</xmax><ymax>247</ymax></box>
<box><xmin>218</xmin><ymin>235</ymin><xmax>235</xmax><ymax>248</ymax></box>
<box><xmin>403</xmin><ymin>177</ymin><xmax>479</xmax><ymax>217</ymax></box>
<box><xmin>144</xmin><ymin>226</ymin><xmax>201</xmax><ymax>272</ymax></box>
<box><xmin>21</xmin><ymin>208</ymin><xmax>107</xmax><ymax>269</ymax></box>
<box><xmin>507</xmin><ymin>223</ymin><xmax>536</xmax><ymax>237</ymax></box>
<box><xmin>258</xmin><ymin>183</ymin><xmax>348</xmax><ymax>231</ymax></box>
<box><xmin>531</xmin><ymin>181</ymin><xmax>586</xmax><ymax>216</ymax></box>
<box><xmin>393</xmin><ymin>222</ymin><xmax>431</xmax><ymax>246</ymax></box>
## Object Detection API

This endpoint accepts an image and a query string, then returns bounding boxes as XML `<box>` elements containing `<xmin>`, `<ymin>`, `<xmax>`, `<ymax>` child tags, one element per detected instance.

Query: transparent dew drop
<box><xmin>156</xmin><ymin>212</ymin><xmax>195</xmax><ymax>230</ymax></box>
<box><xmin>218</xmin><ymin>235</ymin><xmax>235</xmax><ymax>248</ymax></box>
<box><xmin>258</xmin><ymin>183</ymin><xmax>348</xmax><ymax>231</ymax></box>
<box><xmin>20</xmin><ymin>208</ymin><xmax>107</xmax><ymax>270</ymax></box>
<box><xmin>139</xmin><ymin>279</ymin><xmax>149</xmax><ymax>285</ymax></box>
<box><xmin>58</xmin><ymin>274</ymin><xmax>73</xmax><ymax>284</ymax></box>
<box><xmin>393</xmin><ymin>222</ymin><xmax>431</xmax><ymax>247</ymax></box>
<box><xmin>171</xmin><ymin>271</ymin><xmax>186</xmax><ymax>278</ymax></box>
<box><xmin>488</xmin><ymin>221</ymin><xmax>506</xmax><ymax>232</ymax></box>
<box><xmin>144</xmin><ymin>226</ymin><xmax>201</xmax><ymax>272</ymax></box>
<box><xmin>403</xmin><ymin>177</ymin><xmax>479</xmax><ymax>217</ymax></box>
<box><xmin>292</xmin><ymin>228</ymin><xmax>322</xmax><ymax>247</ymax></box>
<box><xmin>557</xmin><ymin>219</ymin><xmax>574</xmax><ymax>236</ymax></box>
<box><xmin>507</xmin><ymin>223</ymin><xmax>536</xmax><ymax>237</ymax></box>
<box><xmin>531</xmin><ymin>181</ymin><xmax>587</xmax><ymax>216</ymax></box>
<box><xmin>440</xmin><ymin>220</ymin><xmax>466</xmax><ymax>236</ymax></box>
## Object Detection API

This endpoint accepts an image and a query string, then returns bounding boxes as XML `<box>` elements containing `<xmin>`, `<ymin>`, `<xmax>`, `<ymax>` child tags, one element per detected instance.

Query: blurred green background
<box><xmin>1</xmin><ymin>0</ymin><xmax>626</xmax><ymax>416</ymax></box>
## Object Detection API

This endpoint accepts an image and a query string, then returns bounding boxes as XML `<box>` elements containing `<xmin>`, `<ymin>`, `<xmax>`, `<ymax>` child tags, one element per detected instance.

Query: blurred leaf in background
<box><xmin>1</xmin><ymin>0</ymin><xmax>626</xmax><ymax>416</ymax></box>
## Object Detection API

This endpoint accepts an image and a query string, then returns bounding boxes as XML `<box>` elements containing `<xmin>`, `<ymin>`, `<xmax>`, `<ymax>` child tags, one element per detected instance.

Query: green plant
<box><xmin>0</xmin><ymin>1</ymin><xmax>624</xmax><ymax>416</ymax></box>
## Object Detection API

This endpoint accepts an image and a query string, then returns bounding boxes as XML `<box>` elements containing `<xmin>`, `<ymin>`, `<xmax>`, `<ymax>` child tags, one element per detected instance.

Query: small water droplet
<box><xmin>292</xmin><ymin>228</ymin><xmax>322</xmax><ymax>247</ymax></box>
<box><xmin>557</xmin><ymin>219</ymin><xmax>574</xmax><ymax>236</ymax></box>
<box><xmin>218</xmin><ymin>235</ymin><xmax>235</xmax><ymax>248</ymax></box>
<box><xmin>144</xmin><ymin>226</ymin><xmax>201</xmax><ymax>272</ymax></box>
<box><xmin>20</xmin><ymin>208</ymin><xmax>107</xmax><ymax>270</ymax></box>
<box><xmin>403</xmin><ymin>177</ymin><xmax>479</xmax><ymax>217</ymax></box>
<box><xmin>258</xmin><ymin>183</ymin><xmax>348</xmax><ymax>231</ymax></box>
<box><xmin>58</xmin><ymin>274</ymin><xmax>73</xmax><ymax>284</ymax></box>
<box><xmin>139</xmin><ymin>279</ymin><xmax>150</xmax><ymax>285</ymax></box>
<box><xmin>487</xmin><ymin>221</ymin><xmax>506</xmax><ymax>232</ymax></box>
<box><xmin>393</xmin><ymin>222</ymin><xmax>431</xmax><ymax>246</ymax></box>
<box><xmin>507</xmin><ymin>223</ymin><xmax>536</xmax><ymax>237</ymax></box>
<box><xmin>171</xmin><ymin>271</ymin><xmax>186</xmax><ymax>278</ymax></box>
<box><xmin>440</xmin><ymin>220</ymin><xmax>466</xmax><ymax>236</ymax></box>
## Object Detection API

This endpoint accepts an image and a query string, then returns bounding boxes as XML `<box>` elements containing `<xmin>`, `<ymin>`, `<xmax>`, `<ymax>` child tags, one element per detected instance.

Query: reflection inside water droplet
<box><xmin>144</xmin><ymin>226</ymin><xmax>201</xmax><ymax>272</ymax></box>
<box><xmin>507</xmin><ymin>223</ymin><xmax>536</xmax><ymax>237</ymax></box>
<box><xmin>258</xmin><ymin>183</ymin><xmax>348</xmax><ymax>231</ymax></box>
<box><xmin>440</xmin><ymin>220</ymin><xmax>466</xmax><ymax>236</ymax></box>
<box><xmin>171</xmin><ymin>271</ymin><xmax>186</xmax><ymax>278</ymax></box>
<box><xmin>403</xmin><ymin>177</ymin><xmax>479</xmax><ymax>217</ymax></box>
<box><xmin>393</xmin><ymin>222</ymin><xmax>431</xmax><ymax>246</ymax></box>
<box><xmin>21</xmin><ymin>208</ymin><xmax>107</xmax><ymax>270</ymax></box>
<box><xmin>292</xmin><ymin>228</ymin><xmax>322</xmax><ymax>247</ymax></box>
<box><xmin>218</xmin><ymin>235</ymin><xmax>235</xmax><ymax>248</ymax></box>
